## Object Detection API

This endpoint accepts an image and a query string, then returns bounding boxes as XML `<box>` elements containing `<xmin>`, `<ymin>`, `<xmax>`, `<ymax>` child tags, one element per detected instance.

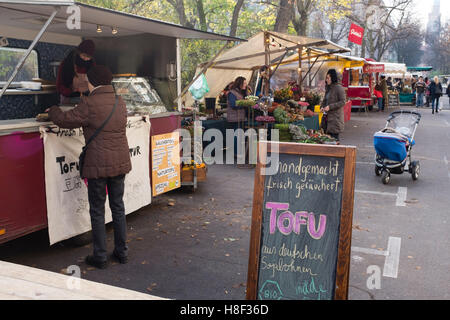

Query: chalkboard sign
<box><xmin>246</xmin><ymin>142</ymin><xmax>356</xmax><ymax>300</ymax></box>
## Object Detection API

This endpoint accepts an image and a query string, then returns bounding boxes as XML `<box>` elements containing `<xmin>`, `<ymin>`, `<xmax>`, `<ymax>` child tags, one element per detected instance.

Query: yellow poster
<box><xmin>151</xmin><ymin>132</ymin><xmax>181</xmax><ymax>196</ymax></box>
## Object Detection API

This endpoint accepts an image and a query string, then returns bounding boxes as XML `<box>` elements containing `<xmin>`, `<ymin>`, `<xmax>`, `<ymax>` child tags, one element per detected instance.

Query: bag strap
<box><xmin>84</xmin><ymin>95</ymin><xmax>118</xmax><ymax>149</ymax></box>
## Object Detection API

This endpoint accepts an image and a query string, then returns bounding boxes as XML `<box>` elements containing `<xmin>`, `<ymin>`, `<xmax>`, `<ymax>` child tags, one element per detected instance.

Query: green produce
<box><xmin>274</xmin><ymin>123</ymin><xmax>290</xmax><ymax>130</ymax></box>
<box><xmin>236</xmin><ymin>99</ymin><xmax>255</xmax><ymax>107</ymax></box>
<box><xmin>274</xmin><ymin>107</ymin><xmax>289</xmax><ymax>124</ymax></box>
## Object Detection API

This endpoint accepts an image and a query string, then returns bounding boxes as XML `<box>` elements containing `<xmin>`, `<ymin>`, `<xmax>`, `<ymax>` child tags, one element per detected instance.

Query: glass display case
<box><xmin>112</xmin><ymin>76</ymin><xmax>167</xmax><ymax>115</ymax></box>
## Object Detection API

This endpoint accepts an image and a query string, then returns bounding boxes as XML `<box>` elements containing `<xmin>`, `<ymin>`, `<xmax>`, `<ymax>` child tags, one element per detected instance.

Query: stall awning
<box><xmin>202</xmin><ymin>31</ymin><xmax>350</xmax><ymax>71</ymax></box>
<box><xmin>407</xmin><ymin>66</ymin><xmax>433</xmax><ymax>72</ymax></box>
<box><xmin>0</xmin><ymin>0</ymin><xmax>245</xmax><ymax>45</ymax></box>
<box><xmin>180</xmin><ymin>32</ymin><xmax>350</xmax><ymax>106</ymax></box>
<box><xmin>382</xmin><ymin>62</ymin><xmax>407</xmax><ymax>77</ymax></box>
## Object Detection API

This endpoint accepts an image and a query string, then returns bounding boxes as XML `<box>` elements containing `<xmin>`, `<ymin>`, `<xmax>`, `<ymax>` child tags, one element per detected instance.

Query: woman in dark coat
<box><xmin>320</xmin><ymin>69</ymin><xmax>346</xmax><ymax>142</ymax></box>
<box><xmin>48</xmin><ymin>65</ymin><xmax>131</xmax><ymax>269</ymax></box>
<box><xmin>226</xmin><ymin>76</ymin><xmax>249</xmax><ymax>125</ymax></box>
<box><xmin>429</xmin><ymin>76</ymin><xmax>443</xmax><ymax>114</ymax></box>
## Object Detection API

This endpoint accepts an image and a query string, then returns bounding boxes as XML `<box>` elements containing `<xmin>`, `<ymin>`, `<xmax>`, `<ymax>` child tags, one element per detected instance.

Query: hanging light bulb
<box><xmin>112</xmin><ymin>27</ymin><xmax>118</xmax><ymax>35</ymax></box>
<box><xmin>96</xmin><ymin>25</ymin><xmax>102</xmax><ymax>33</ymax></box>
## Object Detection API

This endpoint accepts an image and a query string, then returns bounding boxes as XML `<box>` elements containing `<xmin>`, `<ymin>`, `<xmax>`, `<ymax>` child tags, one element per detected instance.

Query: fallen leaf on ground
<box><xmin>353</xmin><ymin>224</ymin><xmax>369</xmax><ymax>232</ymax></box>
<box><xmin>146</xmin><ymin>283</ymin><xmax>157</xmax><ymax>292</ymax></box>
<box><xmin>407</xmin><ymin>256</ymin><xmax>413</xmax><ymax>259</ymax></box>
<box><xmin>415</xmin><ymin>266</ymin><xmax>421</xmax><ymax>270</ymax></box>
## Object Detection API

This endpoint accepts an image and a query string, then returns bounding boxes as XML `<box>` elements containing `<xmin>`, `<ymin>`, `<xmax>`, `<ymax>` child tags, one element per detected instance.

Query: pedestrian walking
<box><xmin>447</xmin><ymin>84</ymin><xmax>450</xmax><ymax>106</ymax></box>
<box><xmin>320</xmin><ymin>69</ymin><xmax>346</xmax><ymax>142</ymax></box>
<box><xmin>380</xmin><ymin>75</ymin><xmax>389</xmax><ymax>110</ymax></box>
<box><xmin>425</xmin><ymin>77</ymin><xmax>431</xmax><ymax>108</ymax></box>
<box><xmin>429</xmin><ymin>76</ymin><xmax>443</xmax><ymax>114</ymax></box>
<box><xmin>48</xmin><ymin>65</ymin><xmax>132</xmax><ymax>269</ymax></box>
<box><xmin>374</xmin><ymin>81</ymin><xmax>384</xmax><ymax>112</ymax></box>
<box><xmin>415</xmin><ymin>76</ymin><xmax>426</xmax><ymax>108</ymax></box>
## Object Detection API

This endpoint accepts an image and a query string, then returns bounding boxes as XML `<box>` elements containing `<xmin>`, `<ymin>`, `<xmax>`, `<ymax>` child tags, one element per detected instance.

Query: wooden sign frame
<box><xmin>246</xmin><ymin>141</ymin><xmax>356</xmax><ymax>300</ymax></box>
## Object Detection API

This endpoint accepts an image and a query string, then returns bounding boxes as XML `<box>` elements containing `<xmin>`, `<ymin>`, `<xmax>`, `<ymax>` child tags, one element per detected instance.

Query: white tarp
<box><xmin>181</xmin><ymin>32</ymin><xmax>350</xmax><ymax>107</ymax></box>
<box><xmin>40</xmin><ymin>116</ymin><xmax>151</xmax><ymax>245</ymax></box>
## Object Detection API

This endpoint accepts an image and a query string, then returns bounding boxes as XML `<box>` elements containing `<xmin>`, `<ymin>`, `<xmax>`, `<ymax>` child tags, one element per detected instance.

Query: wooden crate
<box><xmin>181</xmin><ymin>166</ymin><xmax>207</xmax><ymax>182</ymax></box>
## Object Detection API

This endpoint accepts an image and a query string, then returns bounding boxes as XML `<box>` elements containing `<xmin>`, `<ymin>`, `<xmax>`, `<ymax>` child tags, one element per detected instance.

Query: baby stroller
<box><xmin>374</xmin><ymin>110</ymin><xmax>421</xmax><ymax>184</ymax></box>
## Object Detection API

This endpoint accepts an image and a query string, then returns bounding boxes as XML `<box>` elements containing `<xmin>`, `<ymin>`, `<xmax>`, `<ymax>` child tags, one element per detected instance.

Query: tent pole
<box><xmin>308</xmin><ymin>49</ymin><xmax>312</xmax><ymax>89</ymax></box>
<box><xmin>176</xmin><ymin>38</ymin><xmax>183</xmax><ymax>112</ymax></box>
<box><xmin>298</xmin><ymin>46</ymin><xmax>303</xmax><ymax>95</ymax></box>
<box><xmin>0</xmin><ymin>7</ymin><xmax>58</xmax><ymax>99</ymax></box>
<box><xmin>264</xmin><ymin>31</ymin><xmax>270</xmax><ymax>96</ymax></box>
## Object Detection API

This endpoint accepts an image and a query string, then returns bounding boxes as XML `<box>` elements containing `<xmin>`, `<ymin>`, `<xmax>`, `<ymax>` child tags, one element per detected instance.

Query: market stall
<box><xmin>179</xmin><ymin>31</ymin><xmax>350</xmax><ymax>146</ymax></box>
<box><xmin>0</xmin><ymin>0</ymin><xmax>241</xmax><ymax>244</ymax></box>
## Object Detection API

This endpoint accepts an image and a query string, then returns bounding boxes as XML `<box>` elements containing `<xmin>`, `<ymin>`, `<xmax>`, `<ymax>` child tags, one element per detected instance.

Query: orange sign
<box><xmin>151</xmin><ymin>132</ymin><xmax>181</xmax><ymax>196</ymax></box>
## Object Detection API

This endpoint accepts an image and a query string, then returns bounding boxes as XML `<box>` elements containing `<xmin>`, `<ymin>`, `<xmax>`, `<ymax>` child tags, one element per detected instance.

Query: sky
<box><xmin>411</xmin><ymin>0</ymin><xmax>450</xmax><ymax>29</ymax></box>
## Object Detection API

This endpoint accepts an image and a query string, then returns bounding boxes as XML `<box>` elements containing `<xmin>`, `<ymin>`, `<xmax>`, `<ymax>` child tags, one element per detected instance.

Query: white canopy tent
<box><xmin>181</xmin><ymin>31</ymin><xmax>350</xmax><ymax>107</ymax></box>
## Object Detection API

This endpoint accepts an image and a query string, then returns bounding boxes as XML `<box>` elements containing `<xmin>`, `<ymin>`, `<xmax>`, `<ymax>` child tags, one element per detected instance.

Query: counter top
<box><xmin>2</xmin><ymin>89</ymin><xmax>56</xmax><ymax>96</ymax></box>
<box><xmin>0</xmin><ymin>112</ymin><xmax>182</xmax><ymax>135</ymax></box>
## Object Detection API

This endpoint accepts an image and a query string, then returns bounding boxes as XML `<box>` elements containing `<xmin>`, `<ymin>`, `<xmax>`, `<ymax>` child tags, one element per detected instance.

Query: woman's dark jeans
<box><xmin>378</xmin><ymin>98</ymin><xmax>384</xmax><ymax>111</ymax></box>
<box><xmin>87</xmin><ymin>174</ymin><xmax>127</xmax><ymax>262</ymax></box>
<box><xmin>432</xmin><ymin>96</ymin><xmax>440</xmax><ymax>113</ymax></box>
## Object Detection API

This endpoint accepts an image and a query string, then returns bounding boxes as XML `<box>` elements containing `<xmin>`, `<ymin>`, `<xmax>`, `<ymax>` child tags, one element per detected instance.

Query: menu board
<box><xmin>246</xmin><ymin>142</ymin><xmax>356</xmax><ymax>300</ymax></box>
<box><xmin>151</xmin><ymin>132</ymin><xmax>181</xmax><ymax>196</ymax></box>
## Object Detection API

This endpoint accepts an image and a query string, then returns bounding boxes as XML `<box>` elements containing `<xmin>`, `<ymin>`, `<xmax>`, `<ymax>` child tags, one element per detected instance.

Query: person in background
<box><xmin>226</xmin><ymin>76</ymin><xmax>248</xmax><ymax>126</ymax></box>
<box><xmin>446</xmin><ymin>82</ymin><xmax>450</xmax><ymax>106</ymax></box>
<box><xmin>255</xmin><ymin>66</ymin><xmax>269</xmax><ymax>97</ymax></box>
<box><xmin>415</xmin><ymin>76</ymin><xmax>425</xmax><ymax>108</ymax></box>
<box><xmin>380</xmin><ymin>75</ymin><xmax>388</xmax><ymax>110</ymax></box>
<box><xmin>56</xmin><ymin>40</ymin><xmax>96</xmax><ymax>104</ymax></box>
<box><xmin>218</xmin><ymin>81</ymin><xmax>234</xmax><ymax>107</ymax></box>
<box><xmin>386</xmin><ymin>77</ymin><xmax>393</xmax><ymax>90</ymax></box>
<box><xmin>48</xmin><ymin>65</ymin><xmax>131</xmax><ymax>269</ymax></box>
<box><xmin>429</xmin><ymin>76</ymin><xmax>443</xmax><ymax>114</ymax></box>
<box><xmin>320</xmin><ymin>69</ymin><xmax>346</xmax><ymax>142</ymax></box>
<box><xmin>374</xmin><ymin>80</ymin><xmax>384</xmax><ymax>112</ymax></box>
<box><xmin>425</xmin><ymin>77</ymin><xmax>431</xmax><ymax>108</ymax></box>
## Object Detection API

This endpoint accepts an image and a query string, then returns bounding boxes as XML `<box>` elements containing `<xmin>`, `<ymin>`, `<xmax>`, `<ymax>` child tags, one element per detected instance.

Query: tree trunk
<box><xmin>293</xmin><ymin>0</ymin><xmax>314</xmax><ymax>36</ymax></box>
<box><xmin>292</xmin><ymin>11</ymin><xmax>309</xmax><ymax>36</ymax></box>
<box><xmin>167</xmin><ymin>0</ymin><xmax>194</xmax><ymax>28</ymax></box>
<box><xmin>196</xmin><ymin>0</ymin><xmax>207</xmax><ymax>31</ymax></box>
<box><xmin>274</xmin><ymin>0</ymin><xmax>293</xmax><ymax>33</ymax></box>
<box><xmin>229</xmin><ymin>0</ymin><xmax>245</xmax><ymax>37</ymax></box>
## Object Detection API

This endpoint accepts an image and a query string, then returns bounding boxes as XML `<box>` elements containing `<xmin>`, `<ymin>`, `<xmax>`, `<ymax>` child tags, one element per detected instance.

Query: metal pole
<box><xmin>176</xmin><ymin>38</ymin><xmax>182</xmax><ymax>112</ymax></box>
<box><xmin>0</xmin><ymin>8</ymin><xmax>59</xmax><ymax>99</ymax></box>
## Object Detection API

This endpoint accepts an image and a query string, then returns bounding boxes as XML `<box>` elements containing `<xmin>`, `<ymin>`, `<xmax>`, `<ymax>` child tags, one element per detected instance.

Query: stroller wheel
<box><xmin>381</xmin><ymin>170</ymin><xmax>391</xmax><ymax>185</ymax></box>
<box><xmin>411</xmin><ymin>161</ymin><xmax>420</xmax><ymax>181</ymax></box>
<box><xmin>375</xmin><ymin>166</ymin><xmax>382</xmax><ymax>176</ymax></box>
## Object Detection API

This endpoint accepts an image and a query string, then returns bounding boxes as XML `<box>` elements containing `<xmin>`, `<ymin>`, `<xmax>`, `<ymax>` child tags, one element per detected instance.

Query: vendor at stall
<box><xmin>56</xmin><ymin>39</ymin><xmax>96</xmax><ymax>104</ymax></box>
<box><xmin>320</xmin><ymin>69</ymin><xmax>346</xmax><ymax>142</ymax></box>
<box><xmin>226</xmin><ymin>76</ymin><xmax>249</xmax><ymax>127</ymax></box>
